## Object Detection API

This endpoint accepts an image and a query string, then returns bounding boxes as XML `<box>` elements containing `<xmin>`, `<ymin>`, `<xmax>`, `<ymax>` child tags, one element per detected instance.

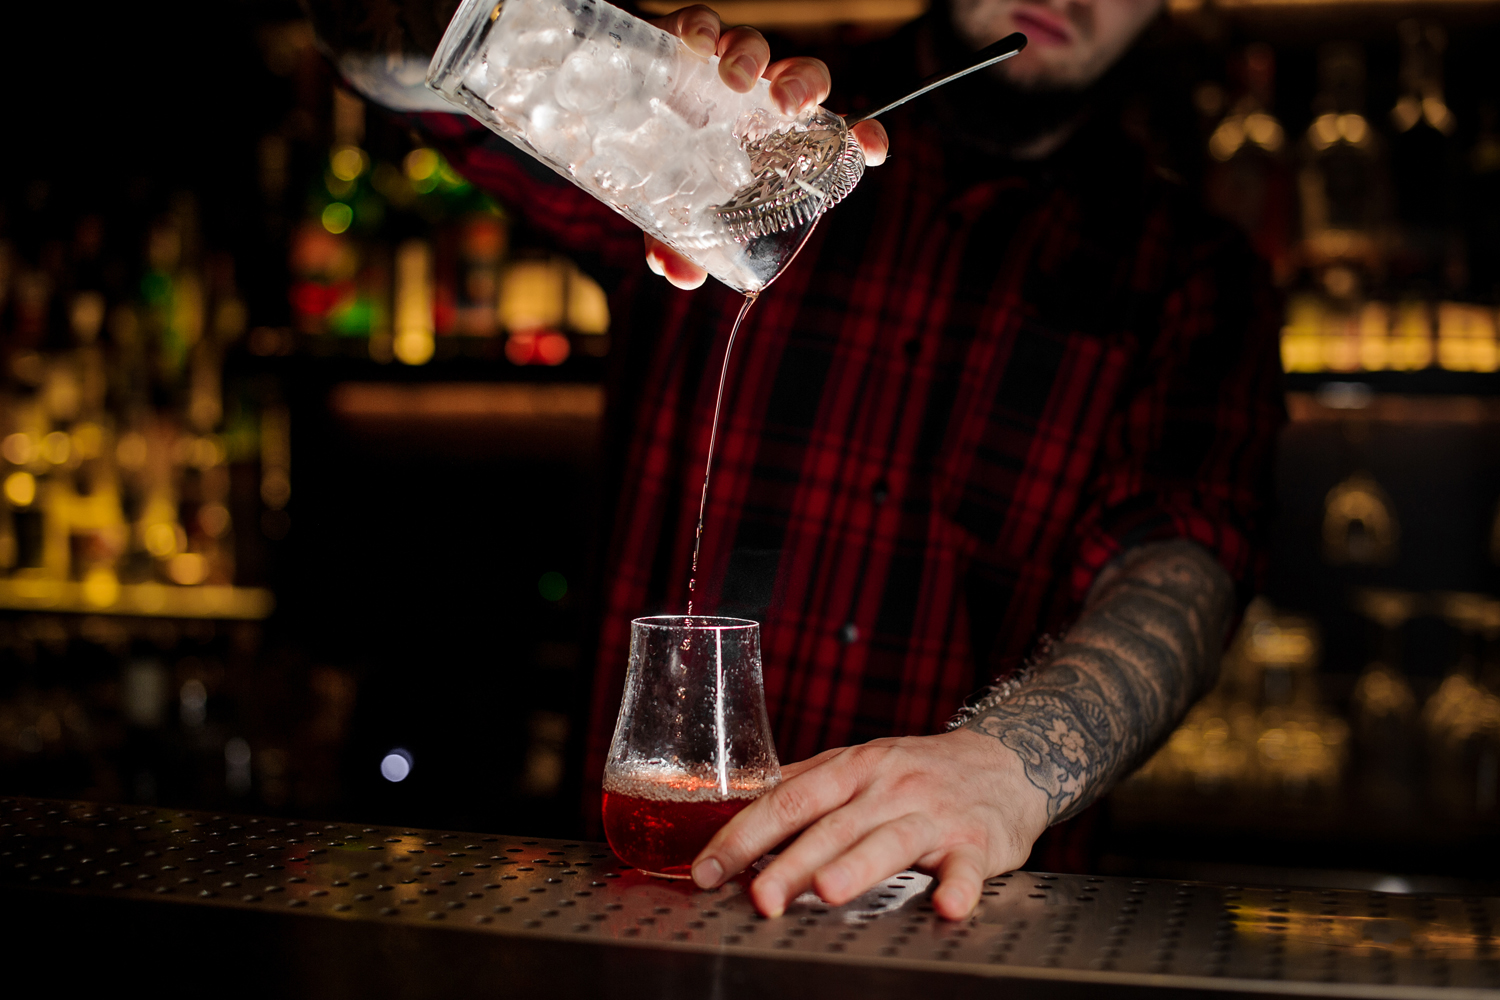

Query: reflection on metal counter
<box><xmin>3</xmin><ymin>797</ymin><xmax>1499</xmax><ymax>998</ymax></box>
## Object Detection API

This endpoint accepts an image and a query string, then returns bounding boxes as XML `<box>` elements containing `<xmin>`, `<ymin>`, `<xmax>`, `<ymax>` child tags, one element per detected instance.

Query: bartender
<box><xmin>314</xmin><ymin>0</ymin><xmax>1284</xmax><ymax>920</ymax></box>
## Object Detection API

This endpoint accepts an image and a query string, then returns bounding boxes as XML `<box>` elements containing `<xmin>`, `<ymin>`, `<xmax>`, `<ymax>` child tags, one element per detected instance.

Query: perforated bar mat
<box><xmin>3</xmin><ymin>797</ymin><xmax>1498</xmax><ymax>999</ymax></box>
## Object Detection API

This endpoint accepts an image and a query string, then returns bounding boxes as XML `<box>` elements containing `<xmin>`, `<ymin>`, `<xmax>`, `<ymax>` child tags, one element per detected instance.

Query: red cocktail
<box><xmin>602</xmin><ymin>776</ymin><xmax>759</xmax><ymax>877</ymax></box>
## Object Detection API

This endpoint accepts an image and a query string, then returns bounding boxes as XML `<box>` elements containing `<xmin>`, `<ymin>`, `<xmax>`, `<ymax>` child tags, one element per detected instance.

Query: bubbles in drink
<box><xmin>602</xmin><ymin>764</ymin><xmax>774</xmax><ymax>877</ymax></box>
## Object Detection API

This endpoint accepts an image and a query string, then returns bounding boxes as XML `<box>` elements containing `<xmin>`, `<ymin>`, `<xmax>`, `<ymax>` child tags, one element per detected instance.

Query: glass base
<box><xmin>640</xmin><ymin>867</ymin><xmax>692</xmax><ymax>880</ymax></box>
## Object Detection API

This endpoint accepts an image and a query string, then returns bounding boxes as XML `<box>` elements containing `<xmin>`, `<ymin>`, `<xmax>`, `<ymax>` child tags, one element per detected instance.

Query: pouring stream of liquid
<box><xmin>686</xmin><ymin>292</ymin><xmax>758</xmax><ymax>616</ymax></box>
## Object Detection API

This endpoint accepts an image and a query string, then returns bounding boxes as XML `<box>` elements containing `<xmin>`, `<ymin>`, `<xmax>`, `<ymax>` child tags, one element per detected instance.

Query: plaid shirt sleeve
<box><xmin>1067</xmin><ymin>226</ymin><xmax>1287</xmax><ymax>607</ymax></box>
<box><xmin>408</xmin><ymin>111</ymin><xmax>645</xmax><ymax>281</ymax></box>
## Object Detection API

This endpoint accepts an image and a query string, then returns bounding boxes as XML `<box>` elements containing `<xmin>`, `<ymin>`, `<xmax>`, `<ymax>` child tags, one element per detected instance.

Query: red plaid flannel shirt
<box><xmin>411</xmin><ymin>32</ymin><xmax>1284</xmax><ymax>805</ymax></box>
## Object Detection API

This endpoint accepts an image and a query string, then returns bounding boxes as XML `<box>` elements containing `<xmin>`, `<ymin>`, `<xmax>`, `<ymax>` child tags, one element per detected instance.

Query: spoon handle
<box><xmin>845</xmin><ymin>32</ymin><xmax>1028</xmax><ymax>127</ymax></box>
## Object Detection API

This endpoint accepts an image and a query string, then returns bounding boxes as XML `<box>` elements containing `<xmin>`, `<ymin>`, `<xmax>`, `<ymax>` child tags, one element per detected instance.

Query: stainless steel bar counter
<box><xmin>3</xmin><ymin>796</ymin><xmax>1497</xmax><ymax>999</ymax></box>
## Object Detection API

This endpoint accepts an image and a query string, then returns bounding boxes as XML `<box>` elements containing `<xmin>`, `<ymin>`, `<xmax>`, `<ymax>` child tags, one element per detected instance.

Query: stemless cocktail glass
<box><xmin>602</xmin><ymin>616</ymin><xmax>780</xmax><ymax>878</ymax></box>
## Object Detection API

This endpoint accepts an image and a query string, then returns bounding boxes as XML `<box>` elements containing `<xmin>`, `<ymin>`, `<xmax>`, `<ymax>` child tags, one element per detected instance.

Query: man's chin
<box><xmin>999</xmin><ymin>62</ymin><xmax>1092</xmax><ymax>96</ymax></box>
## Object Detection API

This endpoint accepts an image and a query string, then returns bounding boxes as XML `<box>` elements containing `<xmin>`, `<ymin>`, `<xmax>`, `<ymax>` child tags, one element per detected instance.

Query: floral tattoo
<box><xmin>963</xmin><ymin>539</ymin><xmax>1234</xmax><ymax>824</ymax></box>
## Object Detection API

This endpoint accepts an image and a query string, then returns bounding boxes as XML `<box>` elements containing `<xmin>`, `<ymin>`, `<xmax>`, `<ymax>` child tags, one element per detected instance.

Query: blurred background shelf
<box><xmin>0</xmin><ymin>580</ymin><xmax>273</xmax><ymax>619</ymax></box>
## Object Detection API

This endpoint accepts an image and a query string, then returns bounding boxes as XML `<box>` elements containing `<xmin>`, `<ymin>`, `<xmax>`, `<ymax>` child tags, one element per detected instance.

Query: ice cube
<box><xmin>497</xmin><ymin>0</ymin><xmax>575</xmax><ymax>38</ymax></box>
<box><xmin>591</xmin><ymin>95</ymin><xmax>653</xmax><ymax>142</ymax></box>
<box><xmin>484</xmin><ymin>67</ymin><xmax>547</xmax><ymax>111</ymax></box>
<box><xmin>642</xmin><ymin>160</ymin><xmax>694</xmax><ymax>205</ymax></box>
<box><xmin>529</xmin><ymin>104</ymin><xmax>594</xmax><ymax>170</ymax></box>
<box><xmin>512</xmin><ymin>26</ymin><xmax>579</xmax><ymax>69</ymax></box>
<box><xmin>555</xmin><ymin>42</ymin><xmax>634</xmax><ymax>115</ymax></box>
<box><xmin>594</xmin><ymin>107</ymin><xmax>692</xmax><ymax>185</ymax></box>
<box><xmin>582</xmin><ymin>154</ymin><xmax>645</xmax><ymax>196</ymax></box>
<box><xmin>699</xmin><ymin>129</ymin><xmax>753</xmax><ymax>192</ymax></box>
<box><xmin>629</xmin><ymin>31</ymin><xmax>680</xmax><ymax>95</ymax></box>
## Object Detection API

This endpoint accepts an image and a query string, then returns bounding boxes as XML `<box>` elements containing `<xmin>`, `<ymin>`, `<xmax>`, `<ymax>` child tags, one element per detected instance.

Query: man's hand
<box><xmin>691</xmin><ymin>539</ymin><xmax>1235</xmax><ymax>919</ymax></box>
<box><xmin>689</xmin><ymin>729</ymin><xmax>1047</xmax><ymax>920</ymax></box>
<box><xmin>644</xmin><ymin>5</ymin><xmax>890</xmax><ymax>289</ymax></box>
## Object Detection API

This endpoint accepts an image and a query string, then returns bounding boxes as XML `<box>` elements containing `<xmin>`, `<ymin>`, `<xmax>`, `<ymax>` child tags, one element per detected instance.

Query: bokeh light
<box><xmin>404</xmin><ymin>148</ymin><xmax>439</xmax><ymax>181</ymax></box>
<box><xmin>2</xmin><ymin>433</ymin><xmax>35</xmax><ymax>466</ymax></box>
<box><xmin>538</xmin><ymin>571</ymin><xmax>568</xmax><ymax>602</ymax></box>
<box><xmin>321</xmin><ymin>202</ymin><xmax>354</xmax><ymax>235</ymax></box>
<box><xmin>4</xmin><ymin>471</ymin><xmax>36</xmax><ymax>507</ymax></box>
<box><xmin>380</xmin><ymin>749</ymin><xmax>413</xmax><ymax>782</ymax></box>
<box><xmin>330</xmin><ymin>145</ymin><xmax>368</xmax><ymax>182</ymax></box>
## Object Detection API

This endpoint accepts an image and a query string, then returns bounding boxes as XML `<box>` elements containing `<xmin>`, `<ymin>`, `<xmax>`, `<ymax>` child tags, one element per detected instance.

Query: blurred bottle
<box><xmin>1205</xmin><ymin>44</ymin><xmax>1295</xmax><ymax>284</ymax></box>
<box><xmin>455</xmin><ymin>214</ymin><xmax>508</xmax><ymax>337</ymax></box>
<box><xmin>1424</xmin><ymin>594</ymin><xmax>1500</xmax><ymax>819</ymax></box>
<box><xmin>290</xmin><ymin>88</ymin><xmax>390</xmax><ymax>341</ymax></box>
<box><xmin>1298</xmin><ymin>42</ymin><xmax>1392</xmax><ymax>304</ymax></box>
<box><xmin>1388</xmin><ymin>20</ymin><xmax>1460</xmax><ymax>296</ymax></box>
<box><xmin>1350</xmin><ymin>589</ymin><xmax>1419</xmax><ymax>811</ymax></box>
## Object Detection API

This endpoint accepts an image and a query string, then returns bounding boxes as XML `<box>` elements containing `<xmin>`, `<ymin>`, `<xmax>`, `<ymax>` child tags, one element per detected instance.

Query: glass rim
<box><xmin>632</xmin><ymin>615</ymin><xmax>759</xmax><ymax>632</ymax></box>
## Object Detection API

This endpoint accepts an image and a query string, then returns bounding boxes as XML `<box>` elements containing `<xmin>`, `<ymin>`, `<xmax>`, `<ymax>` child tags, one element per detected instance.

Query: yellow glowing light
<box><xmin>1423</xmin><ymin>97</ymin><xmax>1455</xmax><ymax>135</ymax></box>
<box><xmin>394</xmin><ymin>331</ymin><xmax>435</xmax><ymax>366</ymax></box>
<box><xmin>72</xmin><ymin>423</ymin><xmax>103</xmax><ymax>460</ymax></box>
<box><xmin>40</xmin><ymin>430</ymin><xmax>70</xmax><ymax>465</ymax></box>
<box><xmin>82</xmin><ymin>568</ymin><xmax>121</xmax><ymax>608</ymax></box>
<box><xmin>394</xmin><ymin>240</ymin><xmax>435</xmax><ymax>367</ymax></box>
<box><xmin>330</xmin><ymin>145</ymin><xmax>368</xmax><ymax>182</ymax></box>
<box><xmin>566</xmin><ymin>267</ymin><xmax>611</xmax><ymax>335</ymax></box>
<box><xmin>1209</xmin><ymin>118</ymin><xmax>1245</xmax><ymax>162</ymax></box>
<box><xmin>145</xmin><ymin>522</ymin><xmax>180</xmax><ymax>558</ymax></box>
<box><xmin>1357</xmin><ymin>303</ymin><xmax>1392</xmax><ymax>371</ymax></box>
<box><xmin>404</xmin><ymin>148</ymin><xmax>440</xmax><ymax>182</ymax></box>
<box><xmin>4</xmin><ymin>471</ymin><xmax>36</xmax><ymax>507</ymax></box>
<box><xmin>116</xmin><ymin>431</ymin><xmax>148</xmax><ymax>470</ymax></box>
<box><xmin>1244</xmin><ymin>113</ymin><xmax>1283</xmax><ymax>152</ymax></box>
<box><xmin>168</xmin><ymin>553</ymin><xmax>209</xmax><ymax>586</ymax></box>
<box><xmin>322</xmin><ymin>202</ymin><xmax>354</xmax><ymax>235</ymax></box>
<box><xmin>499</xmin><ymin>259</ymin><xmax>567</xmax><ymax>331</ymax></box>
<box><xmin>1437</xmin><ymin>303</ymin><xmax>1500</xmax><ymax>373</ymax></box>
<box><xmin>1310</xmin><ymin>114</ymin><xmax>1340</xmax><ymax>149</ymax></box>
<box><xmin>2</xmin><ymin>433</ymin><xmax>35</xmax><ymax>466</ymax></box>
<box><xmin>1280</xmin><ymin>332</ymin><xmax>1321</xmax><ymax>373</ymax></box>
<box><xmin>1391</xmin><ymin>302</ymin><xmax>1434</xmax><ymax>370</ymax></box>
<box><xmin>1392</xmin><ymin>95</ymin><xmax>1421</xmax><ymax>132</ymax></box>
<box><xmin>190</xmin><ymin>436</ymin><xmax>226</xmax><ymax>470</ymax></box>
<box><xmin>1337</xmin><ymin>114</ymin><xmax>1368</xmax><ymax>145</ymax></box>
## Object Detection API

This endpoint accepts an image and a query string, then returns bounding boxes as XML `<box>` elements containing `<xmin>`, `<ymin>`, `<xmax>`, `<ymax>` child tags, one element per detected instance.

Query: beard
<box><xmin>921</xmin><ymin>8</ymin><xmax>1125</xmax><ymax>158</ymax></box>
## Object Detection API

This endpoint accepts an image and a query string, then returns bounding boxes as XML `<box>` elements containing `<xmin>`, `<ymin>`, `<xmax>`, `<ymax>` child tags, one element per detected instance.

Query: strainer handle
<box><xmin>845</xmin><ymin>32</ymin><xmax>1028</xmax><ymax>127</ymax></box>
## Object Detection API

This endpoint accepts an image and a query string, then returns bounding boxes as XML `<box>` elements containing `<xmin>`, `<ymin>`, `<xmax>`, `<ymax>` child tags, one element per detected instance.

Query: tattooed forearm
<box><xmin>962</xmin><ymin>539</ymin><xmax>1234</xmax><ymax>824</ymax></box>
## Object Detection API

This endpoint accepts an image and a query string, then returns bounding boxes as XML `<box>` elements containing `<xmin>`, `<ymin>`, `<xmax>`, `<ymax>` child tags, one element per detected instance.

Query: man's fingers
<box><xmin>643</xmin><ymin>235</ymin><xmax>707</xmax><ymax>289</ymax></box>
<box><xmin>930</xmin><ymin>845</ymin><xmax>986</xmax><ymax>920</ymax></box>
<box><xmin>693</xmin><ymin>751</ymin><xmax>865</xmax><ymax>891</ymax></box>
<box><xmin>716</xmin><ymin>25</ymin><xmax>771</xmax><ymax>93</ymax></box>
<box><xmin>851</xmin><ymin>119</ymin><xmax>889</xmax><ymax>166</ymax></box>
<box><xmin>810</xmin><ymin>813</ymin><xmax>933</xmax><ymax>906</ymax></box>
<box><xmin>764</xmin><ymin>57</ymin><xmax>832</xmax><ymax>115</ymax></box>
<box><xmin>748</xmin><ymin>796</ymin><xmax>892</xmax><ymax>916</ymax></box>
<box><xmin>663</xmin><ymin>5</ymin><xmax>722</xmax><ymax>56</ymax></box>
<box><xmin>778</xmin><ymin>746</ymin><xmax>846</xmax><ymax>781</ymax></box>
